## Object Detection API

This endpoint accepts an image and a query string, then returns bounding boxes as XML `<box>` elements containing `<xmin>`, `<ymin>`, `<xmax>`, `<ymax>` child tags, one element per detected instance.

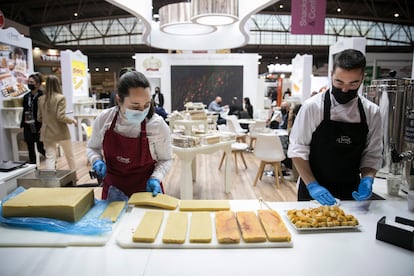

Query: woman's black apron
<box><xmin>298</xmin><ymin>92</ymin><xmax>369</xmax><ymax>200</ymax></box>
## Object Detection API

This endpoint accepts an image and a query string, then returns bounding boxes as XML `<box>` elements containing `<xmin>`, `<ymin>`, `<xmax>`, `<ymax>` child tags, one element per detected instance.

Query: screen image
<box><xmin>0</xmin><ymin>43</ymin><xmax>30</xmax><ymax>97</ymax></box>
<box><xmin>171</xmin><ymin>65</ymin><xmax>243</xmax><ymax>111</ymax></box>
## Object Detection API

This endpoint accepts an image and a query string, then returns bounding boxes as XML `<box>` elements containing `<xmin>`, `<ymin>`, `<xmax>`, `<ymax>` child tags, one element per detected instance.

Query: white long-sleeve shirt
<box><xmin>87</xmin><ymin>107</ymin><xmax>173</xmax><ymax>181</ymax></box>
<box><xmin>288</xmin><ymin>91</ymin><xmax>383</xmax><ymax>171</ymax></box>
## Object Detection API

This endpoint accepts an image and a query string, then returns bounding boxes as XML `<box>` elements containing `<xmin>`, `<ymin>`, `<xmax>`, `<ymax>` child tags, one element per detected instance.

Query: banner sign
<box><xmin>291</xmin><ymin>0</ymin><xmax>326</xmax><ymax>34</ymax></box>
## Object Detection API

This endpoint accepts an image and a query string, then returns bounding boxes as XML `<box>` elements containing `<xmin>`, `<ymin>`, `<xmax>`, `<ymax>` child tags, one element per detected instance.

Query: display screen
<box><xmin>171</xmin><ymin>65</ymin><xmax>243</xmax><ymax>111</ymax></box>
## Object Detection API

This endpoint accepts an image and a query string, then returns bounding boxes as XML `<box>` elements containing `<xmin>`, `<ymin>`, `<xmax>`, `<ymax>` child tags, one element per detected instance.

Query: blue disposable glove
<box><xmin>307</xmin><ymin>181</ymin><xmax>336</xmax><ymax>205</ymax></box>
<box><xmin>352</xmin><ymin>176</ymin><xmax>373</xmax><ymax>201</ymax></box>
<box><xmin>92</xmin><ymin>160</ymin><xmax>107</xmax><ymax>179</ymax></box>
<box><xmin>146</xmin><ymin>178</ymin><xmax>162</xmax><ymax>197</ymax></box>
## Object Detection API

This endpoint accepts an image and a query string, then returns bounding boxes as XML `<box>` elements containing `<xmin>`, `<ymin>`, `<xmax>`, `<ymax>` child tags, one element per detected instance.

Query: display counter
<box><xmin>0</xmin><ymin>195</ymin><xmax>413</xmax><ymax>276</ymax></box>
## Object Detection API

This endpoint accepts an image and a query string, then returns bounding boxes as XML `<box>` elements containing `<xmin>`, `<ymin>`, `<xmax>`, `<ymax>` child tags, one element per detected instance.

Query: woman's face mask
<box><xmin>125</xmin><ymin>107</ymin><xmax>149</xmax><ymax>124</ymax></box>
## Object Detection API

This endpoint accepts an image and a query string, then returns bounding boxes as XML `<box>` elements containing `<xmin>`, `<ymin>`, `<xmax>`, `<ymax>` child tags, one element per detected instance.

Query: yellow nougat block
<box><xmin>189</xmin><ymin>212</ymin><xmax>212</xmax><ymax>243</ymax></box>
<box><xmin>128</xmin><ymin>192</ymin><xmax>178</xmax><ymax>210</ymax></box>
<box><xmin>257</xmin><ymin>210</ymin><xmax>291</xmax><ymax>242</ymax></box>
<box><xmin>236</xmin><ymin>211</ymin><xmax>267</xmax><ymax>243</ymax></box>
<box><xmin>132</xmin><ymin>211</ymin><xmax>164</xmax><ymax>243</ymax></box>
<box><xmin>215</xmin><ymin>211</ymin><xmax>241</xmax><ymax>244</ymax></box>
<box><xmin>100</xmin><ymin>201</ymin><xmax>126</xmax><ymax>222</ymax></box>
<box><xmin>162</xmin><ymin>212</ymin><xmax>188</xmax><ymax>244</ymax></box>
<box><xmin>179</xmin><ymin>200</ymin><xmax>230</xmax><ymax>211</ymax></box>
<box><xmin>2</xmin><ymin>187</ymin><xmax>94</xmax><ymax>222</ymax></box>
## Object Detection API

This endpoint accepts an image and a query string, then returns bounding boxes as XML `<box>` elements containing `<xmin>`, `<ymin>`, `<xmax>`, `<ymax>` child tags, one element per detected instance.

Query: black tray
<box><xmin>0</xmin><ymin>161</ymin><xmax>26</xmax><ymax>172</ymax></box>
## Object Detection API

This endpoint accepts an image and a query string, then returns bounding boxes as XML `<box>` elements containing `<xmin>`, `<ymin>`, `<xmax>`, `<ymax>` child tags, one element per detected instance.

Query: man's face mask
<box><xmin>280</xmin><ymin>108</ymin><xmax>288</xmax><ymax>115</ymax></box>
<box><xmin>331</xmin><ymin>85</ymin><xmax>359</xmax><ymax>104</ymax></box>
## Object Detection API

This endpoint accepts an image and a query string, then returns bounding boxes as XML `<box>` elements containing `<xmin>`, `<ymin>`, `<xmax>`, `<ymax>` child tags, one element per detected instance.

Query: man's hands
<box><xmin>352</xmin><ymin>176</ymin><xmax>373</xmax><ymax>201</ymax></box>
<box><xmin>307</xmin><ymin>181</ymin><xmax>336</xmax><ymax>205</ymax></box>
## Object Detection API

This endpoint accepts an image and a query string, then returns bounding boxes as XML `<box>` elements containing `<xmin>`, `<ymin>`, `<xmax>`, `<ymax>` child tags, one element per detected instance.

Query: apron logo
<box><xmin>336</xmin><ymin>136</ymin><xmax>352</xmax><ymax>144</ymax></box>
<box><xmin>116</xmin><ymin>156</ymin><xmax>131</xmax><ymax>164</ymax></box>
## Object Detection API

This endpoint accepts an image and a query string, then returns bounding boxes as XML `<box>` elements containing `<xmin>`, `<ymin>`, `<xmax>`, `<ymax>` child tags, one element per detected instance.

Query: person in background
<box><xmin>20</xmin><ymin>73</ymin><xmax>46</xmax><ymax>164</ymax></box>
<box><xmin>228</xmin><ymin>97</ymin><xmax>242</xmax><ymax>117</ymax></box>
<box><xmin>278</xmin><ymin>101</ymin><xmax>291</xmax><ymax>130</ymax></box>
<box><xmin>152</xmin><ymin>86</ymin><xmax>164</xmax><ymax>108</ymax></box>
<box><xmin>87</xmin><ymin>71</ymin><xmax>172</xmax><ymax>199</ymax></box>
<box><xmin>267</xmin><ymin>101</ymin><xmax>290</xmax><ymax>129</ymax></box>
<box><xmin>208</xmin><ymin>96</ymin><xmax>228</xmax><ymax>125</ymax></box>
<box><xmin>283</xmin><ymin>88</ymin><xmax>292</xmax><ymax>99</ymax></box>
<box><xmin>270</xmin><ymin>88</ymin><xmax>277</xmax><ymax>102</ymax></box>
<box><xmin>243</xmin><ymin>97</ymin><xmax>253</xmax><ymax>119</ymax></box>
<box><xmin>37</xmin><ymin>75</ymin><xmax>77</xmax><ymax>172</ymax></box>
<box><xmin>288</xmin><ymin>49</ymin><xmax>382</xmax><ymax>205</ymax></box>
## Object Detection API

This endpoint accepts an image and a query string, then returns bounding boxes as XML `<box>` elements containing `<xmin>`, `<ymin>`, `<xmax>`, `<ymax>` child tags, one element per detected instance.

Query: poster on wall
<box><xmin>0</xmin><ymin>28</ymin><xmax>33</xmax><ymax>98</ymax></box>
<box><xmin>60</xmin><ymin>50</ymin><xmax>89</xmax><ymax>113</ymax></box>
<box><xmin>70</xmin><ymin>59</ymin><xmax>88</xmax><ymax>97</ymax></box>
<box><xmin>170</xmin><ymin>65</ymin><xmax>243</xmax><ymax>111</ymax></box>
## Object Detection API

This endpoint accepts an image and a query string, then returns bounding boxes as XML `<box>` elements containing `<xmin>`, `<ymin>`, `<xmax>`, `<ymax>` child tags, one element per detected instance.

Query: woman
<box><xmin>243</xmin><ymin>97</ymin><xmax>253</xmax><ymax>119</ymax></box>
<box><xmin>37</xmin><ymin>75</ymin><xmax>77</xmax><ymax>172</ymax></box>
<box><xmin>20</xmin><ymin>73</ymin><xmax>45</xmax><ymax>164</ymax></box>
<box><xmin>86</xmin><ymin>71</ymin><xmax>172</xmax><ymax>199</ymax></box>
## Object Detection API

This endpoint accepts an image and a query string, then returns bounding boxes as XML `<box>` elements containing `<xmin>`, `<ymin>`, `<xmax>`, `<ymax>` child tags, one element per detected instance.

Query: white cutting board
<box><xmin>0</xmin><ymin>224</ymin><xmax>112</xmax><ymax>247</ymax></box>
<box><xmin>116</xmin><ymin>207</ymin><xmax>293</xmax><ymax>249</ymax></box>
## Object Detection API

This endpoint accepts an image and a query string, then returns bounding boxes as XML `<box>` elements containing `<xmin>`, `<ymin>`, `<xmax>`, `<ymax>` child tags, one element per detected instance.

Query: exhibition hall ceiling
<box><xmin>0</xmin><ymin>0</ymin><xmax>412</xmax><ymax>66</ymax></box>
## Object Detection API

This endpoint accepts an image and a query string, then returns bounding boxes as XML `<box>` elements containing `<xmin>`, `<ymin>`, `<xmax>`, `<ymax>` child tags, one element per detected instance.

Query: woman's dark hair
<box><xmin>117</xmin><ymin>71</ymin><xmax>154</xmax><ymax>119</ymax></box>
<box><xmin>28</xmin><ymin>73</ymin><xmax>43</xmax><ymax>85</ymax></box>
<box><xmin>118</xmin><ymin>67</ymin><xmax>136</xmax><ymax>78</ymax></box>
<box><xmin>333</xmin><ymin>49</ymin><xmax>366</xmax><ymax>74</ymax></box>
<box><xmin>244</xmin><ymin>97</ymin><xmax>251</xmax><ymax>105</ymax></box>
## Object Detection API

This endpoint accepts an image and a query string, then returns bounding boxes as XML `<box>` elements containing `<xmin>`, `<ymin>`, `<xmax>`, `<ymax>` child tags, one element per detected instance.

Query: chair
<box><xmin>253</xmin><ymin>133</ymin><xmax>285</xmax><ymax>188</ymax></box>
<box><xmin>248</xmin><ymin>120</ymin><xmax>267</xmax><ymax>150</ymax></box>
<box><xmin>226</xmin><ymin>115</ymin><xmax>247</xmax><ymax>142</ymax></box>
<box><xmin>217</xmin><ymin>123</ymin><xmax>248</xmax><ymax>174</ymax></box>
<box><xmin>81</xmin><ymin>123</ymin><xmax>93</xmax><ymax>141</ymax></box>
<box><xmin>218</xmin><ymin>142</ymin><xmax>248</xmax><ymax>174</ymax></box>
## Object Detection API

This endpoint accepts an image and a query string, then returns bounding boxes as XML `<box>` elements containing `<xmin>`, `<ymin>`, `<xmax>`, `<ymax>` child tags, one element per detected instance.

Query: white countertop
<box><xmin>0</xmin><ymin>195</ymin><xmax>413</xmax><ymax>276</ymax></box>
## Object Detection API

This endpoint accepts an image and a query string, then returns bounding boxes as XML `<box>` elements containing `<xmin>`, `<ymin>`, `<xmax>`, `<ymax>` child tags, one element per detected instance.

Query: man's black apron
<box><xmin>298</xmin><ymin>92</ymin><xmax>369</xmax><ymax>200</ymax></box>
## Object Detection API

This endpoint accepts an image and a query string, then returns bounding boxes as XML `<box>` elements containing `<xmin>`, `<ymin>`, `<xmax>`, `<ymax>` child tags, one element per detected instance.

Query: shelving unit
<box><xmin>0</xmin><ymin>107</ymin><xmax>27</xmax><ymax>160</ymax></box>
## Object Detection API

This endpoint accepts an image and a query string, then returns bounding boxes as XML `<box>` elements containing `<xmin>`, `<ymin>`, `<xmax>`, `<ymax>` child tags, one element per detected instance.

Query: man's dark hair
<box><xmin>117</xmin><ymin>71</ymin><xmax>154</xmax><ymax>119</ymax></box>
<box><xmin>29</xmin><ymin>72</ymin><xmax>43</xmax><ymax>85</ymax></box>
<box><xmin>333</xmin><ymin>49</ymin><xmax>366</xmax><ymax>74</ymax></box>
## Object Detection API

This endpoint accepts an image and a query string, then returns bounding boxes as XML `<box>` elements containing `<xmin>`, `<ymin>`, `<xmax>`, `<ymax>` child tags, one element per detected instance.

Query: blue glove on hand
<box><xmin>146</xmin><ymin>178</ymin><xmax>162</xmax><ymax>197</ymax></box>
<box><xmin>307</xmin><ymin>181</ymin><xmax>336</xmax><ymax>205</ymax></box>
<box><xmin>92</xmin><ymin>160</ymin><xmax>107</xmax><ymax>179</ymax></box>
<box><xmin>352</xmin><ymin>176</ymin><xmax>373</xmax><ymax>201</ymax></box>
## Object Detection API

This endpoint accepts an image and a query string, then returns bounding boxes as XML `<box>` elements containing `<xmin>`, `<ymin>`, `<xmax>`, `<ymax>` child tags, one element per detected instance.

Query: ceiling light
<box><xmin>104</xmin><ymin>67</ymin><xmax>109</xmax><ymax>72</ymax></box>
<box><xmin>337</xmin><ymin>7</ymin><xmax>341</xmax><ymax>13</ymax></box>
<box><xmin>159</xmin><ymin>2</ymin><xmax>216</xmax><ymax>35</ymax></box>
<box><xmin>279</xmin><ymin>4</ymin><xmax>284</xmax><ymax>9</ymax></box>
<box><xmin>73</xmin><ymin>12</ymin><xmax>78</xmax><ymax>17</ymax></box>
<box><xmin>191</xmin><ymin>0</ymin><xmax>239</xmax><ymax>26</ymax></box>
<box><xmin>95</xmin><ymin>67</ymin><xmax>99</xmax><ymax>72</ymax></box>
<box><xmin>394</xmin><ymin>13</ymin><xmax>399</xmax><ymax>18</ymax></box>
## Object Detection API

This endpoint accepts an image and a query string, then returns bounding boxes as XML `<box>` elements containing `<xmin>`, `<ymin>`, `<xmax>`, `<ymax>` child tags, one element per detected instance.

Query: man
<box><xmin>21</xmin><ymin>73</ymin><xmax>46</xmax><ymax>164</ymax></box>
<box><xmin>266</xmin><ymin>101</ymin><xmax>290</xmax><ymax>129</ymax></box>
<box><xmin>278</xmin><ymin>101</ymin><xmax>290</xmax><ymax>130</ymax></box>
<box><xmin>208</xmin><ymin>96</ymin><xmax>228</xmax><ymax>125</ymax></box>
<box><xmin>288</xmin><ymin>49</ymin><xmax>382</xmax><ymax>205</ymax></box>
